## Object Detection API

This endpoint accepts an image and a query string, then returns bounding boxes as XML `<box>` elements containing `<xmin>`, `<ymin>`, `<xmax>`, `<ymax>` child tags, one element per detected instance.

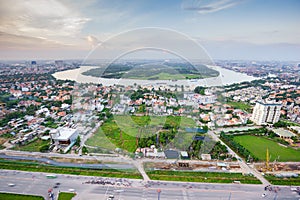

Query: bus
<box><xmin>46</xmin><ymin>175</ymin><xmax>57</xmax><ymax>179</ymax></box>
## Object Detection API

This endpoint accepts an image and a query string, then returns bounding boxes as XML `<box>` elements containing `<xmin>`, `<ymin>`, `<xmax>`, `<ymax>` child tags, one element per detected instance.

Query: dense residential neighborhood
<box><xmin>0</xmin><ymin>60</ymin><xmax>299</xmax><ymax>155</ymax></box>
<box><xmin>0</xmin><ymin>60</ymin><xmax>299</xmax><ymax>200</ymax></box>
<box><xmin>0</xmin><ymin>0</ymin><xmax>299</xmax><ymax>199</ymax></box>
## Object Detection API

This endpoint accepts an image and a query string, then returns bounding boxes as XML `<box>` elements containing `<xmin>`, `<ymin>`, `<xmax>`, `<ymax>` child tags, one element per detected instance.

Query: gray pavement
<box><xmin>0</xmin><ymin>170</ymin><xmax>299</xmax><ymax>200</ymax></box>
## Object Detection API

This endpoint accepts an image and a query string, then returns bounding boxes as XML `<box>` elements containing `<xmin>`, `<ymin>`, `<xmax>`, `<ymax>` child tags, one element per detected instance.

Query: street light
<box><xmin>157</xmin><ymin>189</ymin><xmax>161</xmax><ymax>200</ymax></box>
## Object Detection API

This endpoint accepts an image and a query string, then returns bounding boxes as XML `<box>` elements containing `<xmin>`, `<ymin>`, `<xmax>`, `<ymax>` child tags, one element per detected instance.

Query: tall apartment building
<box><xmin>251</xmin><ymin>100</ymin><xmax>282</xmax><ymax>125</ymax></box>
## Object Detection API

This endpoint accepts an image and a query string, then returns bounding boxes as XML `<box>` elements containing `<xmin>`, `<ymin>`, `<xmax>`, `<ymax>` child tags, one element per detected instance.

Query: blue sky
<box><xmin>0</xmin><ymin>0</ymin><xmax>299</xmax><ymax>60</ymax></box>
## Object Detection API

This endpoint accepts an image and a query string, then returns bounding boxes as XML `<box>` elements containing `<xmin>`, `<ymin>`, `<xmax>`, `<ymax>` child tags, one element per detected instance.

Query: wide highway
<box><xmin>0</xmin><ymin>170</ymin><xmax>298</xmax><ymax>200</ymax></box>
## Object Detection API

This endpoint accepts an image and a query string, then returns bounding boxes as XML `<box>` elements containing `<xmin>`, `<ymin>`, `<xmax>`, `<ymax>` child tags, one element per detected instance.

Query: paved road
<box><xmin>0</xmin><ymin>170</ymin><xmax>298</xmax><ymax>200</ymax></box>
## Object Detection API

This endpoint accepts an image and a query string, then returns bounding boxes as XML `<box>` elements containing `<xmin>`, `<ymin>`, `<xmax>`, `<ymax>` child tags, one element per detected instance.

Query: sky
<box><xmin>0</xmin><ymin>0</ymin><xmax>299</xmax><ymax>61</ymax></box>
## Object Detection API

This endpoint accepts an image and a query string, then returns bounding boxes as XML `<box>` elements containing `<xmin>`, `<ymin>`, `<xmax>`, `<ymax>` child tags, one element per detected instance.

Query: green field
<box><xmin>264</xmin><ymin>174</ymin><xmax>300</xmax><ymax>186</ymax></box>
<box><xmin>86</xmin><ymin>115</ymin><xmax>196</xmax><ymax>152</ymax></box>
<box><xmin>233</xmin><ymin>135</ymin><xmax>300</xmax><ymax>162</ymax></box>
<box><xmin>146</xmin><ymin>170</ymin><xmax>261</xmax><ymax>184</ymax></box>
<box><xmin>0</xmin><ymin>193</ymin><xmax>44</xmax><ymax>200</ymax></box>
<box><xmin>126</xmin><ymin>72</ymin><xmax>206</xmax><ymax>80</ymax></box>
<box><xmin>12</xmin><ymin>139</ymin><xmax>49</xmax><ymax>152</ymax></box>
<box><xmin>0</xmin><ymin>159</ymin><xmax>142</xmax><ymax>179</ymax></box>
<box><xmin>227</xmin><ymin>101</ymin><xmax>252</xmax><ymax>112</ymax></box>
<box><xmin>82</xmin><ymin>63</ymin><xmax>219</xmax><ymax>80</ymax></box>
<box><xmin>58</xmin><ymin>192</ymin><xmax>76</xmax><ymax>200</ymax></box>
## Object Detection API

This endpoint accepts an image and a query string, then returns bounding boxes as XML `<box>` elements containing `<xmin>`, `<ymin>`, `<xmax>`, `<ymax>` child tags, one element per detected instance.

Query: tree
<box><xmin>75</xmin><ymin>136</ymin><xmax>81</xmax><ymax>146</ymax></box>
<box><xmin>202</xmin><ymin>125</ymin><xmax>208</xmax><ymax>132</ymax></box>
<box><xmin>82</xmin><ymin>146</ymin><xmax>88</xmax><ymax>154</ymax></box>
<box><xmin>273</xmin><ymin>121</ymin><xmax>288</xmax><ymax>128</ymax></box>
<box><xmin>26</xmin><ymin>104</ymin><xmax>37</xmax><ymax>115</ymax></box>
<box><xmin>194</xmin><ymin>86</ymin><xmax>206</xmax><ymax>95</ymax></box>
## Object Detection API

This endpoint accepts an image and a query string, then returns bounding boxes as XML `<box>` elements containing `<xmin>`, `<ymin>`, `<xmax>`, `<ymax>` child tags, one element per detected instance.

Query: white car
<box><xmin>8</xmin><ymin>183</ymin><xmax>15</xmax><ymax>187</ymax></box>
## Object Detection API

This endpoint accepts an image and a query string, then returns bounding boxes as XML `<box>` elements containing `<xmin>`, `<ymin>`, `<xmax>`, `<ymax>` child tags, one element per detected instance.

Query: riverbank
<box><xmin>52</xmin><ymin>65</ymin><xmax>259</xmax><ymax>87</ymax></box>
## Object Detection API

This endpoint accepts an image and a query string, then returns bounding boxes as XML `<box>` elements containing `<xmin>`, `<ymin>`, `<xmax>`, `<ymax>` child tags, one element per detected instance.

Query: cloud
<box><xmin>0</xmin><ymin>0</ymin><xmax>90</xmax><ymax>39</ymax></box>
<box><xmin>0</xmin><ymin>31</ymin><xmax>76</xmax><ymax>50</ymax></box>
<box><xmin>86</xmin><ymin>35</ymin><xmax>102</xmax><ymax>49</ymax></box>
<box><xmin>182</xmin><ymin>0</ymin><xmax>243</xmax><ymax>14</ymax></box>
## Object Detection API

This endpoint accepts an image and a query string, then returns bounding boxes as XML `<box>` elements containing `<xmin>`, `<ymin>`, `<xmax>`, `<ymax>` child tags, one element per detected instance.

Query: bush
<box><xmin>39</xmin><ymin>144</ymin><xmax>50</xmax><ymax>152</ymax></box>
<box><xmin>82</xmin><ymin>146</ymin><xmax>88</xmax><ymax>154</ymax></box>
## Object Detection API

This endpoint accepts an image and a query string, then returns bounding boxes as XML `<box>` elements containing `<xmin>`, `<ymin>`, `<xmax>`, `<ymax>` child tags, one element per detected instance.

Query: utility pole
<box><xmin>157</xmin><ymin>189</ymin><xmax>161</xmax><ymax>200</ymax></box>
<box><xmin>266</xmin><ymin>148</ymin><xmax>270</xmax><ymax>171</ymax></box>
<box><xmin>228</xmin><ymin>192</ymin><xmax>231</xmax><ymax>200</ymax></box>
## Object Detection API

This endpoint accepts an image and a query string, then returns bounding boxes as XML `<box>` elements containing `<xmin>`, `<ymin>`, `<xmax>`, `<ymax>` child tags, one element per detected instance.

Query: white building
<box><xmin>184</xmin><ymin>93</ymin><xmax>216</xmax><ymax>105</ymax></box>
<box><xmin>273</xmin><ymin>128</ymin><xmax>296</xmax><ymax>139</ymax></box>
<box><xmin>251</xmin><ymin>100</ymin><xmax>282</xmax><ymax>125</ymax></box>
<box><xmin>51</xmin><ymin>128</ymin><xmax>79</xmax><ymax>145</ymax></box>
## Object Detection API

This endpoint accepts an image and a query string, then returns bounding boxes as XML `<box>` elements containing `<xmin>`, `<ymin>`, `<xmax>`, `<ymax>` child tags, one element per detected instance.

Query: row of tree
<box><xmin>220</xmin><ymin>132</ymin><xmax>258</xmax><ymax>162</ymax></box>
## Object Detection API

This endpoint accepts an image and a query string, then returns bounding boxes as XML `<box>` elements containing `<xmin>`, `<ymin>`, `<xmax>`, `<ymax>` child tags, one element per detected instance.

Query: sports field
<box><xmin>233</xmin><ymin>135</ymin><xmax>300</xmax><ymax>162</ymax></box>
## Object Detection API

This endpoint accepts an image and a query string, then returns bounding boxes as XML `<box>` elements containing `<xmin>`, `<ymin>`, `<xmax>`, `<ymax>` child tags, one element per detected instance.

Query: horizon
<box><xmin>0</xmin><ymin>0</ymin><xmax>300</xmax><ymax>61</ymax></box>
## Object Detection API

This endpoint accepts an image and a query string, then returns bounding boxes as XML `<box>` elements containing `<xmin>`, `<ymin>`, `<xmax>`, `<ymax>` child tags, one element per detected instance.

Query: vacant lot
<box><xmin>86</xmin><ymin>115</ymin><xmax>196</xmax><ymax>152</ymax></box>
<box><xmin>0</xmin><ymin>193</ymin><xmax>44</xmax><ymax>200</ymax></box>
<box><xmin>233</xmin><ymin>135</ymin><xmax>300</xmax><ymax>162</ymax></box>
<box><xmin>227</xmin><ymin>101</ymin><xmax>252</xmax><ymax>112</ymax></box>
<box><xmin>12</xmin><ymin>139</ymin><xmax>49</xmax><ymax>152</ymax></box>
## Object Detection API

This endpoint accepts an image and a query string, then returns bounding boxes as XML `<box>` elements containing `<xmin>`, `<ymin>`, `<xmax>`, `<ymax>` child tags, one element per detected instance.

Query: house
<box><xmin>164</xmin><ymin>150</ymin><xmax>179</xmax><ymax>159</ymax></box>
<box><xmin>201</xmin><ymin>154</ymin><xmax>211</xmax><ymax>161</ymax></box>
<box><xmin>180</xmin><ymin>151</ymin><xmax>189</xmax><ymax>159</ymax></box>
<box><xmin>289</xmin><ymin>126</ymin><xmax>300</xmax><ymax>134</ymax></box>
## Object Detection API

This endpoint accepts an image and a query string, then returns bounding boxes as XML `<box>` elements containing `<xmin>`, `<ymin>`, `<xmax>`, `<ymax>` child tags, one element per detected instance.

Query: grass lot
<box><xmin>0</xmin><ymin>159</ymin><xmax>142</xmax><ymax>179</ymax></box>
<box><xmin>12</xmin><ymin>139</ymin><xmax>49</xmax><ymax>152</ymax></box>
<box><xmin>227</xmin><ymin>101</ymin><xmax>252</xmax><ymax>112</ymax></box>
<box><xmin>233</xmin><ymin>135</ymin><xmax>300</xmax><ymax>162</ymax></box>
<box><xmin>146</xmin><ymin>170</ymin><xmax>261</xmax><ymax>184</ymax></box>
<box><xmin>264</xmin><ymin>174</ymin><xmax>300</xmax><ymax>186</ymax></box>
<box><xmin>0</xmin><ymin>193</ymin><xmax>44</xmax><ymax>200</ymax></box>
<box><xmin>85</xmin><ymin>129</ymin><xmax>117</xmax><ymax>151</ymax></box>
<box><xmin>86</xmin><ymin>115</ymin><xmax>196</xmax><ymax>152</ymax></box>
<box><xmin>58</xmin><ymin>192</ymin><xmax>76</xmax><ymax>200</ymax></box>
<box><xmin>127</xmin><ymin>72</ymin><xmax>204</xmax><ymax>80</ymax></box>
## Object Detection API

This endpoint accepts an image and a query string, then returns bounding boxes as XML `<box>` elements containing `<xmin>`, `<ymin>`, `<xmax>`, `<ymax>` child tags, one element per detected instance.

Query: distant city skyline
<box><xmin>0</xmin><ymin>0</ymin><xmax>299</xmax><ymax>61</ymax></box>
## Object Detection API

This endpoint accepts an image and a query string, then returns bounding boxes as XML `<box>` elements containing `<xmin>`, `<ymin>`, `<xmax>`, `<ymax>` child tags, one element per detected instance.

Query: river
<box><xmin>53</xmin><ymin>65</ymin><xmax>258</xmax><ymax>88</ymax></box>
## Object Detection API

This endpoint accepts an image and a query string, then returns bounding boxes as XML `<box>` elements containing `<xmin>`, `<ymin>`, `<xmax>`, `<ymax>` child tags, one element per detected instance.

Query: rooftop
<box><xmin>273</xmin><ymin>128</ymin><xmax>296</xmax><ymax>137</ymax></box>
<box><xmin>257</xmin><ymin>99</ymin><xmax>282</xmax><ymax>106</ymax></box>
<box><xmin>52</xmin><ymin>128</ymin><xmax>77</xmax><ymax>141</ymax></box>
<box><xmin>290</xmin><ymin>126</ymin><xmax>300</xmax><ymax>133</ymax></box>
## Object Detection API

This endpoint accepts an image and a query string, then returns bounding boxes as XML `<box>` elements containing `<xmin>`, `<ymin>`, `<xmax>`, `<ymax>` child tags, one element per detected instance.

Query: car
<box><xmin>68</xmin><ymin>189</ymin><xmax>75</xmax><ymax>192</ymax></box>
<box><xmin>8</xmin><ymin>183</ymin><xmax>15</xmax><ymax>187</ymax></box>
<box><xmin>291</xmin><ymin>187</ymin><xmax>297</xmax><ymax>191</ymax></box>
